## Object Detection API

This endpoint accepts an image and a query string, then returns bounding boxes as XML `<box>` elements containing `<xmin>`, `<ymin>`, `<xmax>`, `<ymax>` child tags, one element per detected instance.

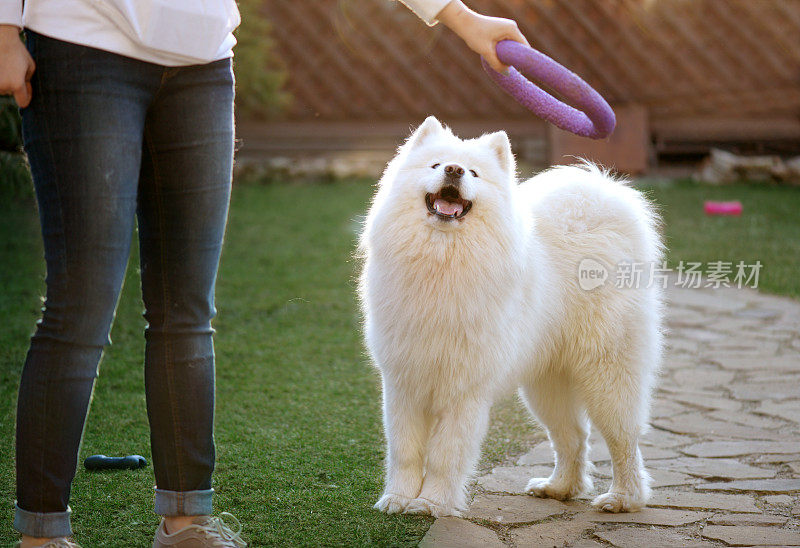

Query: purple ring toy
<box><xmin>482</xmin><ymin>40</ymin><xmax>616</xmax><ymax>139</ymax></box>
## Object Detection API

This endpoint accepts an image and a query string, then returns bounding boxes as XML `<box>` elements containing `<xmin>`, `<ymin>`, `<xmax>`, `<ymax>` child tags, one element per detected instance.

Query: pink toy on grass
<box><xmin>482</xmin><ymin>40</ymin><xmax>616</xmax><ymax>139</ymax></box>
<box><xmin>704</xmin><ymin>201</ymin><xmax>743</xmax><ymax>216</ymax></box>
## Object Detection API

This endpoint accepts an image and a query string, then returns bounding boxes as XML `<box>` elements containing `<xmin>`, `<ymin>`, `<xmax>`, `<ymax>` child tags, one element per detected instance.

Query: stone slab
<box><xmin>758</xmin><ymin>400</ymin><xmax>800</xmax><ymax>414</ymax></box>
<box><xmin>729</xmin><ymin>381</ymin><xmax>800</xmax><ymax>401</ymax></box>
<box><xmin>667</xmin><ymin>393</ymin><xmax>742</xmax><ymax>412</ymax></box>
<box><xmin>768</xmin><ymin>409</ymin><xmax>800</xmax><ymax>424</ymax></box>
<box><xmin>706</xmin><ymin>410</ymin><xmax>786</xmax><ymax>430</ymax></box>
<box><xmin>741</xmin><ymin>292</ymin><xmax>800</xmax><ymax>314</ymax></box>
<box><xmin>735</xmin><ymin>307</ymin><xmax>782</xmax><ymax>319</ymax></box>
<box><xmin>517</xmin><ymin>442</ymin><xmax>554</xmax><ymax>465</ymax></box>
<box><xmin>759</xmin><ymin>328</ymin><xmax>798</xmax><ymax>341</ymax></box>
<box><xmin>696</xmin><ymin>478</ymin><xmax>800</xmax><ymax>493</ymax></box>
<box><xmin>596</xmin><ymin>528</ymin><xmax>716</xmax><ymax>548</ymax></box>
<box><xmin>672</xmin><ymin>328</ymin><xmax>727</xmax><ymax>342</ymax></box>
<box><xmin>673</xmin><ymin>367</ymin><xmax>735</xmax><ymax>388</ymax></box>
<box><xmin>588</xmin><ymin>441</ymin><xmax>612</xmax><ymax>463</ymax></box>
<box><xmin>650</xmin><ymin>399</ymin><xmax>691</xmax><ymax>419</ymax></box>
<box><xmin>595</xmin><ymin>442</ymin><xmax>679</xmax><ymax>462</ymax></box>
<box><xmin>705</xmin><ymin>339</ymin><xmax>781</xmax><ymax>356</ymax></box>
<box><xmin>682</xmin><ymin>441</ymin><xmax>800</xmax><ymax>458</ymax></box>
<box><xmin>649</xmin><ymin>468</ymin><xmax>699</xmax><ymax>488</ymax></box>
<box><xmin>710</xmin><ymin>317</ymin><xmax>772</xmax><ymax>333</ymax></box>
<box><xmin>588</xmin><ymin>508</ymin><xmax>712</xmax><ymax>526</ymax></box>
<box><xmin>465</xmin><ymin>494</ymin><xmax>568</xmax><ymax>524</ymax></box>
<box><xmin>641</xmin><ymin>428</ymin><xmax>695</xmax><ymax>448</ymax></box>
<box><xmin>743</xmin><ymin>371</ymin><xmax>800</xmax><ymax>384</ymax></box>
<box><xmin>754</xmin><ymin>452</ymin><xmax>800</xmax><ymax>464</ymax></box>
<box><xmin>707</xmin><ymin>514</ymin><xmax>788</xmax><ymax>526</ymax></box>
<box><xmin>476</xmin><ymin>465</ymin><xmax>553</xmax><ymax>494</ymax></box>
<box><xmin>666</xmin><ymin>287</ymin><xmax>747</xmax><ymax>311</ymax></box>
<box><xmin>570</xmin><ymin>541</ymin><xmax>605</xmax><ymax>548</ymax></box>
<box><xmin>667</xmin><ymin>309</ymin><xmax>711</xmax><ymax>328</ymax></box>
<box><xmin>418</xmin><ymin>517</ymin><xmax>504</xmax><ymax>548</ymax></box>
<box><xmin>647</xmin><ymin>457</ymin><xmax>776</xmax><ymax>480</ymax></box>
<box><xmin>715</xmin><ymin>355</ymin><xmax>800</xmax><ymax>372</ymax></box>
<box><xmin>648</xmin><ymin>491</ymin><xmax>760</xmax><ymax>512</ymax></box>
<box><xmin>701</xmin><ymin>525</ymin><xmax>800</xmax><ymax>546</ymax></box>
<box><xmin>664</xmin><ymin>346</ymin><xmax>700</xmax><ymax>361</ymax></box>
<box><xmin>518</xmin><ymin>439</ymin><xmax>678</xmax><ymax>467</ymax></box>
<box><xmin>763</xmin><ymin>494</ymin><xmax>793</xmax><ymax>505</ymax></box>
<box><xmin>510</xmin><ymin>519</ymin><xmax>592</xmax><ymax>547</ymax></box>
<box><xmin>593</xmin><ymin>465</ymin><xmax>696</xmax><ymax>487</ymax></box>
<box><xmin>756</xmin><ymin>400</ymin><xmax>800</xmax><ymax>425</ymax></box>
<box><xmin>654</xmin><ymin>413</ymin><xmax>781</xmax><ymax>440</ymax></box>
<box><xmin>641</xmin><ymin>446</ymin><xmax>682</xmax><ymax>460</ymax></box>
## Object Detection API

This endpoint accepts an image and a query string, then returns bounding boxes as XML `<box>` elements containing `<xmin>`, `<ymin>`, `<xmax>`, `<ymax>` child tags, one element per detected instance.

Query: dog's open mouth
<box><xmin>425</xmin><ymin>185</ymin><xmax>473</xmax><ymax>220</ymax></box>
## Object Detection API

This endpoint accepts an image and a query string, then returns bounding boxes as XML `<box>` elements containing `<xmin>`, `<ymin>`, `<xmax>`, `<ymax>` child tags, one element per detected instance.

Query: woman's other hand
<box><xmin>0</xmin><ymin>25</ymin><xmax>35</xmax><ymax>107</ymax></box>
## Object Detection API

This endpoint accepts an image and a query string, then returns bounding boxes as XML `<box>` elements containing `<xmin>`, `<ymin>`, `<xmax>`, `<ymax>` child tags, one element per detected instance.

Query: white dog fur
<box><xmin>358</xmin><ymin>117</ymin><xmax>663</xmax><ymax>517</ymax></box>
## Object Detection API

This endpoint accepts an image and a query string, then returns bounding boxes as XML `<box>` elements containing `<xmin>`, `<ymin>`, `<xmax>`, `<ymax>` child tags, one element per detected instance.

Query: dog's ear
<box><xmin>483</xmin><ymin>131</ymin><xmax>515</xmax><ymax>175</ymax></box>
<box><xmin>406</xmin><ymin>116</ymin><xmax>444</xmax><ymax>149</ymax></box>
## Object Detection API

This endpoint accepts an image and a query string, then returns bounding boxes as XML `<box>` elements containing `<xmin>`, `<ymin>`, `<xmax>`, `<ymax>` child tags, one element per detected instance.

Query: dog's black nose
<box><xmin>444</xmin><ymin>164</ymin><xmax>465</xmax><ymax>179</ymax></box>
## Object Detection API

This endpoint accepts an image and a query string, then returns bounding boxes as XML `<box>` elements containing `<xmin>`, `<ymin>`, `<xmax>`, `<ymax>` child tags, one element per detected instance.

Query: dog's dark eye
<box><xmin>470</xmin><ymin>169</ymin><xmax>479</xmax><ymax>177</ymax></box>
<box><xmin>431</xmin><ymin>163</ymin><xmax>440</xmax><ymax>169</ymax></box>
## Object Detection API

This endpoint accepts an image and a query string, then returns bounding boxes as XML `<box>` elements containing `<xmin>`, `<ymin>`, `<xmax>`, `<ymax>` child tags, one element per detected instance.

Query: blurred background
<box><xmin>234</xmin><ymin>0</ymin><xmax>800</xmax><ymax>180</ymax></box>
<box><xmin>3</xmin><ymin>0</ymin><xmax>799</xmax><ymax>183</ymax></box>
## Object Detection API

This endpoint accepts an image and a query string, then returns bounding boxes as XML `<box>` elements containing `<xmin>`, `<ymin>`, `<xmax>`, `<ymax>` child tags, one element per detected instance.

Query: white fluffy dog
<box><xmin>358</xmin><ymin>117</ymin><xmax>663</xmax><ymax>518</ymax></box>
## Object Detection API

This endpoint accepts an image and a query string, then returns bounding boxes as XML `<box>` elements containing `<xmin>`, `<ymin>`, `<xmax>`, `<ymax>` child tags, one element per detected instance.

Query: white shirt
<box><xmin>0</xmin><ymin>0</ymin><xmax>452</xmax><ymax>66</ymax></box>
<box><xmin>399</xmin><ymin>0</ymin><xmax>452</xmax><ymax>26</ymax></box>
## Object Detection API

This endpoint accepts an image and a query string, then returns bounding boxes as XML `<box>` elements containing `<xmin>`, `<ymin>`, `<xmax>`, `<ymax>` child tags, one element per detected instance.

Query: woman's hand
<box><xmin>0</xmin><ymin>25</ymin><xmax>35</xmax><ymax>108</ymax></box>
<box><xmin>437</xmin><ymin>0</ymin><xmax>529</xmax><ymax>74</ymax></box>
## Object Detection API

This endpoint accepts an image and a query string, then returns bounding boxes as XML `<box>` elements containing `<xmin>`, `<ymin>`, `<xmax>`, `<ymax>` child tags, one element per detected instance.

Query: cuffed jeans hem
<box><xmin>13</xmin><ymin>503</ymin><xmax>72</xmax><ymax>538</ymax></box>
<box><xmin>154</xmin><ymin>488</ymin><xmax>214</xmax><ymax>516</ymax></box>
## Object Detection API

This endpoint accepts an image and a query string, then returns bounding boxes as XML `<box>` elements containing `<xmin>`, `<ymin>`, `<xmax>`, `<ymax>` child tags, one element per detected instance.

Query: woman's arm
<box><xmin>400</xmin><ymin>0</ymin><xmax>529</xmax><ymax>73</ymax></box>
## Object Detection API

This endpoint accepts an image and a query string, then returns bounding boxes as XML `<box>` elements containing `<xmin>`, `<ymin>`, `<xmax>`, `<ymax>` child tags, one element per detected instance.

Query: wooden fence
<box><xmin>243</xmin><ymin>0</ymin><xmax>800</xmax><ymax>162</ymax></box>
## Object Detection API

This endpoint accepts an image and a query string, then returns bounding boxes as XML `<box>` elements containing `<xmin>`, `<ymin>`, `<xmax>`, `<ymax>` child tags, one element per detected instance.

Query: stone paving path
<box><xmin>420</xmin><ymin>281</ymin><xmax>800</xmax><ymax>547</ymax></box>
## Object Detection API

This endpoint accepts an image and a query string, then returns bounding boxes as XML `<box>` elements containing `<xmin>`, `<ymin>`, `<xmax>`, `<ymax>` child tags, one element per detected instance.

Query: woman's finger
<box><xmin>25</xmin><ymin>57</ymin><xmax>36</xmax><ymax>79</ymax></box>
<box><xmin>511</xmin><ymin>28</ymin><xmax>530</xmax><ymax>47</ymax></box>
<box><xmin>14</xmin><ymin>81</ymin><xmax>31</xmax><ymax>108</ymax></box>
<box><xmin>485</xmin><ymin>50</ymin><xmax>509</xmax><ymax>74</ymax></box>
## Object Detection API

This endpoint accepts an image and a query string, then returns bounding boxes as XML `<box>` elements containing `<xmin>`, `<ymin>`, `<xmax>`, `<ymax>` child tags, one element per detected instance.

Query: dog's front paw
<box><xmin>374</xmin><ymin>493</ymin><xmax>414</xmax><ymax>514</ymax></box>
<box><xmin>525</xmin><ymin>475</ymin><xmax>589</xmax><ymax>501</ymax></box>
<box><xmin>592</xmin><ymin>491</ymin><xmax>644</xmax><ymax>513</ymax></box>
<box><xmin>404</xmin><ymin>497</ymin><xmax>461</xmax><ymax>518</ymax></box>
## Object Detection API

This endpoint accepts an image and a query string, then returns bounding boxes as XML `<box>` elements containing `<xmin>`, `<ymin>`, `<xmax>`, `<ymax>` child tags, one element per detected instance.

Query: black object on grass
<box><xmin>84</xmin><ymin>454</ymin><xmax>148</xmax><ymax>471</ymax></box>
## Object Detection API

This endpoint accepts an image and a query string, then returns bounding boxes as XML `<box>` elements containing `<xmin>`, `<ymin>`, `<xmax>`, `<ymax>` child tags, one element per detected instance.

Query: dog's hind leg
<box><xmin>520</xmin><ymin>371</ymin><xmax>593</xmax><ymax>500</ymax></box>
<box><xmin>576</xmin><ymin>363</ymin><xmax>651</xmax><ymax>513</ymax></box>
<box><xmin>374</xmin><ymin>381</ymin><xmax>430</xmax><ymax>514</ymax></box>
<box><xmin>404</xmin><ymin>399</ymin><xmax>490</xmax><ymax>517</ymax></box>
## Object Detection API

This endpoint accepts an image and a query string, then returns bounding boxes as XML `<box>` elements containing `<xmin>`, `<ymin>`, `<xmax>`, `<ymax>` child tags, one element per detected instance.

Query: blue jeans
<box><xmin>15</xmin><ymin>31</ymin><xmax>234</xmax><ymax>538</ymax></box>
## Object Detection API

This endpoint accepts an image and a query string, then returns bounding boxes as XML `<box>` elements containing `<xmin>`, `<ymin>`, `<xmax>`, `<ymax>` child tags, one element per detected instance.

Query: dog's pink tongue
<box><xmin>434</xmin><ymin>198</ymin><xmax>463</xmax><ymax>216</ymax></box>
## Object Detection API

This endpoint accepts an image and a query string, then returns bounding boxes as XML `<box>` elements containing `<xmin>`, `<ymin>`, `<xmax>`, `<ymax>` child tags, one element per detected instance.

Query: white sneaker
<box><xmin>152</xmin><ymin>513</ymin><xmax>246</xmax><ymax>548</ymax></box>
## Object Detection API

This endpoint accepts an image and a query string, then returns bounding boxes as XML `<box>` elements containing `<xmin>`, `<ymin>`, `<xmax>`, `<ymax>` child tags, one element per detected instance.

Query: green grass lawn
<box><xmin>1</xmin><ymin>177</ymin><xmax>798</xmax><ymax>547</ymax></box>
<box><xmin>637</xmin><ymin>178</ymin><xmax>800</xmax><ymax>299</ymax></box>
